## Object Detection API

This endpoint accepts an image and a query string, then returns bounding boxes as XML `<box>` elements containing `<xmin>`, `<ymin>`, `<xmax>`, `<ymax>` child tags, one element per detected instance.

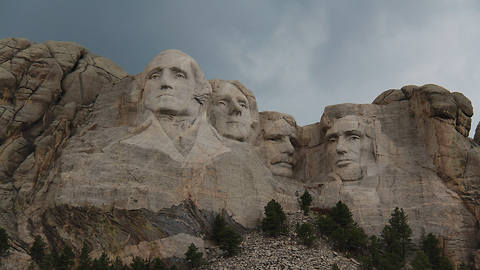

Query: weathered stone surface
<box><xmin>296</xmin><ymin>88</ymin><xmax>480</xmax><ymax>265</ymax></box>
<box><xmin>1</xmin><ymin>39</ymin><xmax>480</xmax><ymax>269</ymax></box>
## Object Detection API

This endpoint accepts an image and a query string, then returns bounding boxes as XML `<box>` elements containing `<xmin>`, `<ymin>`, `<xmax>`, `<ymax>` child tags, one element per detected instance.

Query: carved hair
<box><xmin>320</xmin><ymin>104</ymin><xmax>374</xmax><ymax>138</ymax></box>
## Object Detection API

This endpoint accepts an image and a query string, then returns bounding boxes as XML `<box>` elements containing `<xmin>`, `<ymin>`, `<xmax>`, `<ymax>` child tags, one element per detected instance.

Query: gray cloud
<box><xmin>1</xmin><ymin>0</ymin><xmax>480</xmax><ymax>135</ymax></box>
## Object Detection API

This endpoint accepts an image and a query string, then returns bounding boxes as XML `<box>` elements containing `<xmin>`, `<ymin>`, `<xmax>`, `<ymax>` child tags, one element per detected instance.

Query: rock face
<box><xmin>296</xmin><ymin>84</ymin><xmax>479</xmax><ymax>265</ymax></box>
<box><xmin>1</xmin><ymin>39</ymin><xmax>480</xmax><ymax>269</ymax></box>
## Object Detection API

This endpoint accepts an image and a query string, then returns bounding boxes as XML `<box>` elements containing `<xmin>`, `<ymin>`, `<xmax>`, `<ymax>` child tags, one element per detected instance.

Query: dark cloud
<box><xmin>1</xmin><ymin>1</ymin><xmax>480</xmax><ymax>135</ymax></box>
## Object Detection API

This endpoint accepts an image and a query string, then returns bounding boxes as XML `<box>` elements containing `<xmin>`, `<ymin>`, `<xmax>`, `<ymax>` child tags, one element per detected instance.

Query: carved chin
<box><xmin>335</xmin><ymin>164</ymin><xmax>363</xmax><ymax>181</ymax></box>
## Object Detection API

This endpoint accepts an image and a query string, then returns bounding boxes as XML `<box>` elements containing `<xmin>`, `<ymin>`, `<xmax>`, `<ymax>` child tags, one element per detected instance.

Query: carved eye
<box><xmin>328</xmin><ymin>138</ymin><xmax>337</xmax><ymax>143</ymax></box>
<box><xmin>175</xmin><ymin>73</ymin><xmax>186</xmax><ymax>79</ymax></box>
<box><xmin>150</xmin><ymin>74</ymin><xmax>159</xmax><ymax>79</ymax></box>
<box><xmin>218</xmin><ymin>100</ymin><xmax>227</xmax><ymax>106</ymax></box>
<box><xmin>238</xmin><ymin>102</ymin><xmax>247</xmax><ymax>108</ymax></box>
<box><xmin>349</xmin><ymin>135</ymin><xmax>360</xmax><ymax>141</ymax></box>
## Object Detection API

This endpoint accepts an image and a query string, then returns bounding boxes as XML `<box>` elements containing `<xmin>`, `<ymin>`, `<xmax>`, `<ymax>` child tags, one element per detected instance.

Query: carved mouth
<box><xmin>335</xmin><ymin>159</ymin><xmax>355</xmax><ymax>167</ymax></box>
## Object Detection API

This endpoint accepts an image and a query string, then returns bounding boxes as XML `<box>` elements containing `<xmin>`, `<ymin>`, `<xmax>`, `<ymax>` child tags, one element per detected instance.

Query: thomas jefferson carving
<box><xmin>207</xmin><ymin>79</ymin><xmax>259</xmax><ymax>143</ymax></box>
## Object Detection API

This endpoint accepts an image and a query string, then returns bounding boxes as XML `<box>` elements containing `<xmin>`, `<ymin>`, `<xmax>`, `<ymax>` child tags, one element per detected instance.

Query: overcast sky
<box><xmin>2</xmin><ymin>1</ymin><xmax>480</xmax><ymax>136</ymax></box>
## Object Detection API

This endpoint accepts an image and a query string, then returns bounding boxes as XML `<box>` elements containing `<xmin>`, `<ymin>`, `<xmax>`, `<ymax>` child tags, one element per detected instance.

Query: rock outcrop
<box><xmin>1</xmin><ymin>38</ymin><xmax>480</xmax><ymax>269</ymax></box>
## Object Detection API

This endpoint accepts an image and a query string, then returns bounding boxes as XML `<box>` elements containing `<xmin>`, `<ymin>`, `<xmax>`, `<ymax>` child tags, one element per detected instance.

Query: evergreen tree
<box><xmin>151</xmin><ymin>257</ymin><xmax>167</xmax><ymax>270</ymax></box>
<box><xmin>316</xmin><ymin>214</ymin><xmax>338</xmax><ymax>236</ymax></box>
<box><xmin>329</xmin><ymin>201</ymin><xmax>354</xmax><ymax>228</ymax></box>
<box><xmin>300</xmin><ymin>189</ymin><xmax>313</xmax><ymax>215</ymax></box>
<box><xmin>261</xmin><ymin>199</ymin><xmax>288</xmax><ymax>237</ymax></box>
<box><xmin>0</xmin><ymin>228</ymin><xmax>9</xmax><ymax>256</ymax></box>
<box><xmin>57</xmin><ymin>244</ymin><xmax>75</xmax><ymax>270</ymax></box>
<box><xmin>380</xmin><ymin>207</ymin><xmax>412</xmax><ymax>267</ymax></box>
<box><xmin>332</xmin><ymin>263</ymin><xmax>340</xmax><ymax>270</ymax></box>
<box><xmin>185</xmin><ymin>243</ymin><xmax>203</xmax><ymax>269</ymax></box>
<box><xmin>217</xmin><ymin>226</ymin><xmax>243</xmax><ymax>256</ymax></box>
<box><xmin>296</xmin><ymin>222</ymin><xmax>317</xmax><ymax>247</ymax></box>
<box><xmin>211</xmin><ymin>214</ymin><xmax>226</xmax><ymax>244</ymax></box>
<box><xmin>367</xmin><ymin>235</ymin><xmax>382</xmax><ymax>270</ymax></box>
<box><xmin>458</xmin><ymin>262</ymin><xmax>469</xmax><ymax>270</ymax></box>
<box><xmin>30</xmin><ymin>235</ymin><xmax>48</xmax><ymax>264</ymax></box>
<box><xmin>438</xmin><ymin>256</ymin><xmax>455</xmax><ymax>270</ymax></box>
<box><xmin>92</xmin><ymin>252</ymin><xmax>111</xmax><ymax>270</ymax></box>
<box><xmin>420</xmin><ymin>232</ymin><xmax>442</xmax><ymax>268</ymax></box>
<box><xmin>77</xmin><ymin>242</ymin><xmax>92</xmax><ymax>270</ymax></box>
<box><xmin>170</xmin><ymin>264</ymin><xmax>179</xmax><ymax>270</ymax></box>
<box><xmin>412</xmin><ymin>251</ymin><xmax>433</xmax><ymax>270</ymax></box>
<box><xmin>111</xmin><ymin>256</ymin><xmax>127</xmax><ymax>270</ymax></box>
<box><xmin>0</xmin><ymin>228</ymin><xmax>10</xmax><ymax>267</ymax></box>
<box><xmin>130</xmin><ymin>256</ymin><xmax>148</xmax><ymax>270</ymax></box>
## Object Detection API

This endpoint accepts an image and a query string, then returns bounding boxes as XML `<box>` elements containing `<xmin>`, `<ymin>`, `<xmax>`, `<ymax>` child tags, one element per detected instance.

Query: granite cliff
<box><xmin>1</xmin><ymin>38</ymin><xmax>480</xmax><ymax>269</ymax></box>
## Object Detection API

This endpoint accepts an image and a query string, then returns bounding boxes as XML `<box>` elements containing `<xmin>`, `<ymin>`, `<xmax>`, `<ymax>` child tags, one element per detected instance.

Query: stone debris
<box><xmin>199</xmin><ymin>211</ymin><xmax>360</xmax><ymax>270</ymax></box>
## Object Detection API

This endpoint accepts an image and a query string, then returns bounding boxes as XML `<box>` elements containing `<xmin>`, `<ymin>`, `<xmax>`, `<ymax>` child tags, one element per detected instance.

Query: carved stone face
<box><xmin>257</xmin><ymin>118</ymin><xmax>297</xmax><ymax>178</ymax></box>
<box><xmin>143</xmin><ymin>53</ymin><xmax>197</xmax><ymax>116</ymax></box>
<box><xmin>325</xmin><ymin>115</ymin><xmax>365</xmax><ymax>181</ymax></box>
<box><xmin>210</xmin><ymin>83</ymin><xmax>252</xmax><ymax>142</ymax></box>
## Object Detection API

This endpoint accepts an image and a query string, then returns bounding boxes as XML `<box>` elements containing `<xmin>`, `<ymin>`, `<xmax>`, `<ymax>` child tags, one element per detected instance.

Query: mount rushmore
<box><xmin>1</xmin><ymin>37</ymin><xmax>480</xmax><ymax>268</ymax></box>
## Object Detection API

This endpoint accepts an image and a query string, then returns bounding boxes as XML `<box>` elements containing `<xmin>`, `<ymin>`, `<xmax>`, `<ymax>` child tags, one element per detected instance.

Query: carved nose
<box><xmin>229</xmin><ymin>101</ymin><xmax>242</xmax><ymax>116</ymax></box>
<box><xmin>160</xmin><ymin>72</ymin><xmax>173</xmax><ymax>90</ymax></box>
<box><xmin>336</xmin><ymin>141</ymin><xmax>348</xmax><ymax>153</ymax></box>
<box><xmin>281</xmin><ymin>138</ymin><xmax>295</xmax><ymax>154</ymax></box>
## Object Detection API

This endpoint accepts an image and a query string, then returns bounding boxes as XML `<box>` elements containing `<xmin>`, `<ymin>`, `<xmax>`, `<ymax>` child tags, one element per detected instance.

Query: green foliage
<box><xmin>92</xmin><ymin>252</ymin><xmax>111</xmax><ymax>270</ymax></box>
<box><xmin>185</xmin><ymin>243</ymin><xmax>203</xmax><ymax>269</ymax></box>
<box><xmin>217</xmin><ymin>226</ymin><xmax>243</xmax><ymax>256</ymax></box>
<box><xmin>30</xmin><ymin>235</ymin><xmax>48</xmax><ymax>264</ymax></box>
<box><xmin>458</xmin><ymin>262</ymin><xmax>469</xmax><ymax>270</ymax></box>
<box><xmin>332</xmin><ymin>263</ymin><xmax>340</xmax><ymax>270</ymax></box>
<box><xmin>380</xmin><ymin>207</ymin><xmax>412</xmax><ymax>268</ymax></box>
<box><xmin>77</xmin><ymin>242</ymin><xmax>92</xmax><ymax>270</ymax></box>
<box><xmin>420</xmin><ymin>232</ymin><xmax>442</xmax><ymax>268</ymax></box>
<box><xmin>130</xmin><ymin>256</ymin><xmax>148</xmax><ymax>270</ymax></box>
<box><xmin>438</xmin><ymin>256</ymin><xmax>455</xmax><ymax>270</ymax></box>
<box><xmin>151</xmin><ymin>257</ymin><xmax>167</xmax><ymax>270</ymax></box>
<box><xmin>57</xmin><ymin>245</ymin><xmax>75</xmax><ymax>270</ymax></box>
<box><xmin>316</xmin><ymin>214</ymin><xmax>338</xmax><ymax>236</ymax></box>
<box><xmin>170</xmin><ymin>264</ymin><xmax>179</xmax><ymax>270</ymax></box>
<box><xmin>111</xmin><ymin>256</ymin><xmax>128</xmax><ymax>270</ymax></box>
<box><xmin>300</xmin><ymin>189</ymin><xmax>313</xmax><ymax>215</ymax></box>
<box><xmin>412</xmin><ymin>250</ymin><xmax>433</xmax><ymax>270</ymax></box>
<box><xmin>317</xmin><ymin>201</ymin><xmax>367</xmax><ymax>252</ymax></box>
<box><xmin>212</xmin><ymin>214</ymin><xmax>227</xmax><ymax>244</ymax></box>
<box><xmin>261</xmin><ymin>199</ymin><xmax>288</xmax><ymax>237</ymax></box>
<box><xmin>366</xmin><ymin>235</ymin><xmax>382</xmax><ymax>270</ymax></box>
<box><xmin>0</xmin><ymin>228</ymin><xmax>10</xmax><ymax>256</ymax></box>
<box><xmin>329</xmin><ymin>201</ymin><xmax>354</xmax><ymax>228</ymax></box>
<box><xmin>296</xmin><ymin>222</ymin><xmax>317</xmax><ymax>247</ymax></box>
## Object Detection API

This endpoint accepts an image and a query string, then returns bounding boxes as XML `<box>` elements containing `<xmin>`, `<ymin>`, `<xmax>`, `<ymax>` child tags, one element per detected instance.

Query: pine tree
<box><xmin>92</xmin><ymin>252</ymin><xmax>111</xmax><ymax>270</ymax></box>
<box><xmin>170</xmin><ymin>264</ymin><xmax>179</xmax><ymax>270</ymax></box>
<box><xmin>185</xmin><ymin>243</ymin><xmax>203</xmax><ymax>269</ymax></box>
<box><xmin>300</xmin><ymin>189</ymin><xmax>313</xmax><ymax>215</ymax></box>
<box><xmin>329</xmin><ymin>201</ymin><xmax>354</xmax><ymax>228</ymax></box>
<box><xmin>0</xmin><ymin>228</ymin><xmax>9</xmax><ymax>256</ymax></box>
<box><xmin>412</xmin><ymin>251</ymin><xmax>433</xmax><ymax>270</ymax></box>
<box><xmin>30</xmin><ymin>235</ymin><xmax>48</xmax><ymax>264</ymax></box>
<box><xmin>77</xmin><ymin>242</ymin><xmax>92</xmax><ymax>270</ymax></box>
<box><xmin>111</xmin><ymin>256</ymin><xmax>127</xmax><ymax>270</ymax></box>
<box><xmin>380</xmin><ymin>207</ymin><xmax>413</xmax><ymax>269</ymax></box>
<box><xmin>316</xmin><ymin>214</ymin><xmax>338</xmax><ymax>236</ymax></box>
<box><xmin>332</xmin><ymin>263</ymin><xmax>340</xmax><ymax>270</ymax></box>
<box><xmin>130</xmin><ymin>256</ymin><xmax>148</xmax><ymax>270</ymax></box>
<box><xmin>421</xmin><ymin>232</ymin><xmax>442</xmax><ymax>268</ymax></box>
<box><xmin>211</xmin><ymin>214</ymin><xmax>227</xmax><ymax>244</ymax></box>
<box><xmin>151</xmin><ymin>257</ymin><xmax>167</xmax><ymax>270</ymax></box>
<box><xmin>261</xmin><ymin>199</ymin><xmax>288</xmax><ymax>237</ymax></box>
<box><xmin>57</xmin><ymin>244</ymin><xmax>75</xmax><ymax>270</ymax></box>
<box><xmin>217</xmin><ymin>226</ymin><xmax>243</xmax><ymax>256</ymax></box>
<box><xmin>296</xmin><ymin>222</ymin><xmax>317</xmax><ymax>247</ymax></box>
<box><xmin>458</xmin><ymin>262</ymin><xmax>469</xmax><ymax>270</ymax></box>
